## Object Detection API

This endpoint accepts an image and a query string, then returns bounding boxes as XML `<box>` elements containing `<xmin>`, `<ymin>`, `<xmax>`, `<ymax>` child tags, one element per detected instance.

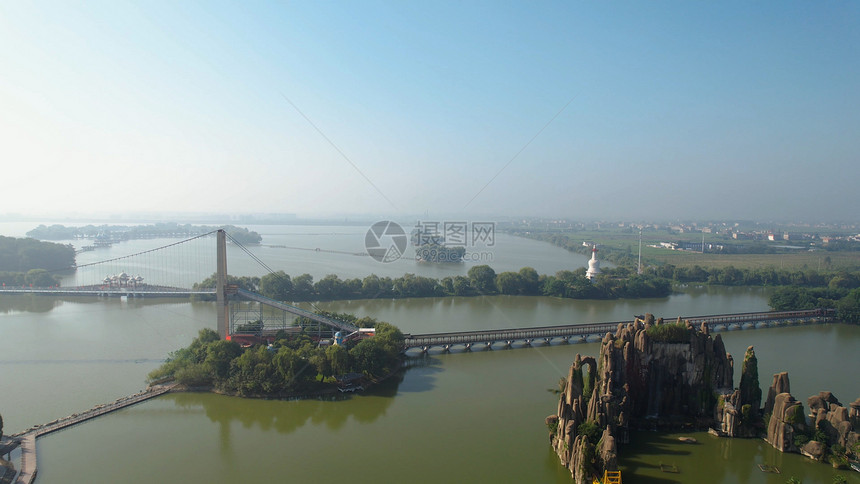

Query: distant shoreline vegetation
<box><xmin>0</xmin><ymin>236</ymin><xmax>75</xmax><ymax>287</ymax></box>
<box><xmin>26</xmin><ymin>223</ymin><xmax>262</xmax><ymax>244</ymax></box>
<box><xmin>514</xmin><ymin>230</ymin><xmax>860</xmax><ymax>287</ymax></box>
<box><xmin>192</xmin><ymin>265</ymin><xmax>673</xmax><ymax>302</ymax></box>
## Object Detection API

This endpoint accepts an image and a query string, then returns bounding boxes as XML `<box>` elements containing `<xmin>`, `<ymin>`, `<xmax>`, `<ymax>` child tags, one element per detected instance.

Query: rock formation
<box><xmin>765</xmin><ymin>391</ymin><xmax>804</xmax><ymax>452</ymax></box>
<box><xmin>715</xmin><ymin>346</ymin><xmax>763</xmax><ymax>437</ymax></box>
<box><xmin>763</xmin><ymin>372</ymin><xmax>790</xmax><ymax>416</ymax></box>
<box><xmin>807</xmin><ymin>392</ymin><xmax>860</xmax><ymax>452</ymax></box>
<box><xmin>547</xmin><ymin>317</ymin><xmax>859</xmax><ymax>481</ymax></box>
<box><xmin>763</xmin><ymin>378</ymin><xmax>860</xmax><ymax>466</ymax></box>
<box><xmin>547</xmin><ymin>316</ymin><xmax>734</xmax><ymax>482</ymax></box>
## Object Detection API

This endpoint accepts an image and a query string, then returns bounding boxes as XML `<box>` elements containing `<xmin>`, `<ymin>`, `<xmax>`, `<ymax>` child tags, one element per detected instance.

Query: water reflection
<box><xmin>398</xmin><ymin>354</ymin><xmax>445</xmax><ymax>393</ymax></box>
<box><xmin>0</xmin><ymin>294</ymin><xmax>203</xmax><ymax>314</ymax></box>
<box><xmin>0</xmin><ymin>294</ymin><xmax>63</xmax><ymax>313</ymax></box>
<box><xmin>161</xmin><ymin>372</ymin><xmax>407</xmax><ymax>437</ymax></box>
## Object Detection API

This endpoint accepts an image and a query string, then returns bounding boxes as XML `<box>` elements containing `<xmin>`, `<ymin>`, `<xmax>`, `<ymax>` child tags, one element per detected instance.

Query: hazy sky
<box><xmin>1</xmin><ymin>1</ymin><xmax>858</xmax><ymax>222</ymax></box>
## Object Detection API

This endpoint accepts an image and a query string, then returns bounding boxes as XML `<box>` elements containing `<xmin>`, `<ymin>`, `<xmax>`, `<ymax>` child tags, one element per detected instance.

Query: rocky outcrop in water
<box><xmin>715</xmin><ymin>346</ymin><xmax>763</xmax><ymax>438</ymax></box>
<box><xmin>765</xmin><ymin>390</ymin><xmax>804</xmax><ymax>452</ymax></box>
<box><xmin>763</xmin><ymin>377</ymin><xmax>860</xmax><ymax>467</ymax></box>
<box><xmin>808</xmin><ymin>392</ymin><xmax>860</xmax><ymax>452</ymax></box>
<box><xmin>547</xmin><ymin>315</ymin><xmax>735</xmax><ymax>482</ymax></box>
<box><xmin>763</xmin><ymin>372</ymin><xmax>790</xmax><ymax>416</ymax></box>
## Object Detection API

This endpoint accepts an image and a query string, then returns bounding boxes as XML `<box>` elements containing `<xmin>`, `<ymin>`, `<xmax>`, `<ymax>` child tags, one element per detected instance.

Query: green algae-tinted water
<box><xmin>2</xmin><ymin>285</ymin><xmax>857</xmax><ymax>483</ymax></box>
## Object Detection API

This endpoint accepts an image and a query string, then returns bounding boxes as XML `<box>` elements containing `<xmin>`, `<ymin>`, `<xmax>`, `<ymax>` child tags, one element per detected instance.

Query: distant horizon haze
<box><xmin>1</xmin><ymin>2</ymin><xmax>857</xmax><ymax>222</ymax></box>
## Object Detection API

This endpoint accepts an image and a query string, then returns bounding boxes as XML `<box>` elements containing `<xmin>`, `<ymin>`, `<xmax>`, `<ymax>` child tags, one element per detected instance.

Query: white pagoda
<box><xmin>586</xmin><ymin>246</ymin><xmax>601</xmax><ymax>281</ymax></box>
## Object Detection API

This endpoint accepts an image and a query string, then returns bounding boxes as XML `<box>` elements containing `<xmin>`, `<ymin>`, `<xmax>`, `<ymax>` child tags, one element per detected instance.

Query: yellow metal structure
<box><xmin>593</xmin><ymin>470</ymin><xmax>622</xmax><ymax>484</ymax></box>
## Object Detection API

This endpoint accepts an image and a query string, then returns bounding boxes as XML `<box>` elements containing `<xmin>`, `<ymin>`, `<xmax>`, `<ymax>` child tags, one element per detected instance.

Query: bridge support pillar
<box><xmin>543</xmin><ymin>337</ymin><xmax>552</xmax><ymax>345</ymax></box>
<box><xmin>485</xmin><ymin>341</ymin><xmax>493</xmax><ymax>349</ymax></box>
<box><xmin>216</xmin><ymin>230</ymin><xmax>229</xmax><ymax>340</ymax></box>
<box><xmin>443</xmin><ymin>344</ymin><xmax>452</xmax><ymax>352</ymax></box>
<box><xmin>422</xmin><ymin>346</ymin><xmax>430</xmax><ymax>353</ymax></box>
<box><xmin>464</xmin><ymin>343</ymin><xmax>472</xmax><ymax>350</ymax></box>
<box><xmin>524</xmin><ymin>339</ymin><xmax>532</xmax><ymax>346</ymax></box>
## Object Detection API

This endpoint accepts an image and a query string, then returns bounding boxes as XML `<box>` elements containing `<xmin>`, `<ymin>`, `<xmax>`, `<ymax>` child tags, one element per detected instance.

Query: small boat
<box><xmin>678</xmin><ymin>436</ymin><xmax>697</xmax><ymax>444</ymax></box>
<box><xmin>850</xmin><ymin>462</ymin><xmax>860</xmax><ymax>473</ymax></box>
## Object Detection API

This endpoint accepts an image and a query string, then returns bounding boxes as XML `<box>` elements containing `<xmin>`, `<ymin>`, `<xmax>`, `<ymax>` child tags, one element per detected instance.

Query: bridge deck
<box><xmin>403</xmin><ymin>309</ymin><xmax>831</xmax><ymax>351</ymax></box>
<box><xmin>11</xmin><ymin>383</ymin><xmax>176</xmax><ymax>484</ymax></box>
<box><xmin>0</xmin><ymin>287</ymin><xmax>215</xmax><ymax>297</ymax></box>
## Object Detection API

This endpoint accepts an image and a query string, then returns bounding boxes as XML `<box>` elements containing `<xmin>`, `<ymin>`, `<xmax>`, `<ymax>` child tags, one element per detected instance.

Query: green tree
<box><xmin>496</xmin><ymin>271</ymin><xmax>524</xmax><ymax>295</ymax></box>
<box><xmin>349</xmin><ymin>338</ymin><xmax>389</xmax><ymax>376</ymax></box>
<box><xmin>326</xmin><ymin>344</ymin><xmax>350</xmax><ymax>376</ymax></box>
<box><xmin>274</xmin><ymin>346</ymin><xmax>309</xmax><ymax>388</ymax></box>
<box><xmin>361</xmin><ymin>274</ymin><xmax>382</xmax><ymax>298</ymax></box>
<box><xmin>204</xmin><ymin>339</ymin><xmax>242</xmax><ymax>380</ymax></box>
<box><xmin>468</xmin><ymin>265</ymin><xmax>497</xmax><ymax>294</ymax></box>
<box><xmin>292</xmin><ymin>274</ymin><xmax>315</xmax><ymax>300</ymax></box>
<box><xmin>452</xmin><ymin>276</ymin><xmax>472</xmax><ymax>295</ymax></box>
<box><xmin>518</xmin><ymin>267</ymin><xmax>540</xmax><ymax>295</ymax></box>
<box><xmin>315</xmin><ymin>274</ymin><xmax>346</xmax><ymax>300</ymax></box>
<box><xmin>24</xmin><ymin>269</ymin><xmax>59</xmax><ymax>287</ymax></box>
<box><xmin>259</xmin><ymin>271</ymin><xmax>292</xmax><ymax>300</ymax></box>
<box><xmin>836</xmin><ymin>288</ymin><xmax>860</xmax><ymax>323</ymax></box>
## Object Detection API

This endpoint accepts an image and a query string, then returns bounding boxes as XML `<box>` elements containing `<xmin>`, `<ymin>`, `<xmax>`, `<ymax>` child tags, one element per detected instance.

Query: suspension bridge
<box><xmin>0</xmin><ymin>230</ymin><xmax>359</xmax><ymax>340</ymax></box>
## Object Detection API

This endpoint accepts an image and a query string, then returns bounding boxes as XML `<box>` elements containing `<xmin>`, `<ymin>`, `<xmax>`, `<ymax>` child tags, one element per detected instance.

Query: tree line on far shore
<box><xmin>0</xmin><ymin>236</ymin><xmax>74</xmax><ymax>287</ymax></box>
<box><xmin>192</xmin><ymin>265</ymin><xmax>672</xmax><ymax>302</ymax></box>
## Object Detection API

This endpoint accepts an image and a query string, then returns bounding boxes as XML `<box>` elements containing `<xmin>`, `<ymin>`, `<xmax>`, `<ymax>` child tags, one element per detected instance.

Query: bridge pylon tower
<box><xmin>216</xmin><ymin>229</ymin><xmax>229</xmax><ymax>339</ymax></box>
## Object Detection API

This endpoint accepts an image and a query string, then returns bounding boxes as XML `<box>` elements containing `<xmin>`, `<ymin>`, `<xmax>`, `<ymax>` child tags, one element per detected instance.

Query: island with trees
<box><xmin>26</xmin><ymin>223</ymin><xmax>262</xmax><ymax>244</ymax></box>
<box><xmin>148</xmin><ymin>315</ymin><xmax>405</xmax><ymax>398</ymax></box>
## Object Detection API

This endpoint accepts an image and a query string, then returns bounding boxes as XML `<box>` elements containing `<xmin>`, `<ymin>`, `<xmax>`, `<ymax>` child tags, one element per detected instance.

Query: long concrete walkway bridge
<box><xmin>7</xmin><ymin>383</ymin><xmax>177</xmax><ymax>484</ymax></box>
<box><xmin>403</xmin><ymin>309</ymin><xmax>833</xmax><ymax>353</ymax></box>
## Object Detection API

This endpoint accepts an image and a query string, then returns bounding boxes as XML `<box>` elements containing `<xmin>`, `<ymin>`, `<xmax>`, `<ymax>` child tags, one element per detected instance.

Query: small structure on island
<box><xmin>586</xmin><ymin>245</ymin><xmax>601</xmax><ymax>281</ymax></box>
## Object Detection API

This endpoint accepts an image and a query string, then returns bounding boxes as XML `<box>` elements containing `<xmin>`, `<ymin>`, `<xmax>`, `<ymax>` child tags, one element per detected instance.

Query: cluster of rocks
<box><xmin>765</xmin><ymin>372</ymin><xmax>859</xmax><ymax>463</ymax></box>
<box><xmin>546</xmin><ymin>316</ymin><xmax>739</xmax><ymax>483</ymax></box>
<box><xmin>545</xmin><ymin>314</ymin><xmax>858</xmax><ymax>482</ymax></box>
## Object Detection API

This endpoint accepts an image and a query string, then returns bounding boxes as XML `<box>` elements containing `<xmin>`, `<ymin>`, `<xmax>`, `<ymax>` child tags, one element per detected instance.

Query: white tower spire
<box><xmin>586</xmin><ymin>245</ymin><xmax>601</xmax><ymax>281</ymax></box>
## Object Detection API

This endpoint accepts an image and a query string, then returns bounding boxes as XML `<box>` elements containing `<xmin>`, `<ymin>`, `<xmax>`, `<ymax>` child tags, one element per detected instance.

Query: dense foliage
<box><xmin>0</xmin><ymin>236</ymin><xmax>73</xmax><ymax>286</ymax></box>
<box><xmin>193</xmin><ymin>265</ymin><xmax>671</xmax><ymax>302</ymax></box>
<box><xmin>27</xmin><ymin>223</ymin><xmax>262</xmax><ymax>244</ymax></box>
<box><xmin>645</xmin><ymin>321</ymin><xmax>690</xmax><ymax>343</ymax></box>
<box><xmin>148</xmin><ymin>319</ymin><xmax>405</xmax><ymax>396</ymax></box>
<box><xmin>768</xmin><ymin>283</ymin><xmax>860</xmax><ymax>324</ymax></box>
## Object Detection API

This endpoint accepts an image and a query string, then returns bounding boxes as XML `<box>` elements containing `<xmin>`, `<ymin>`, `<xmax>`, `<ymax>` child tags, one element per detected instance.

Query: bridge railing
<box><xmin>402</xmin><ymin>309</ymin><xmax>833</xmax><ymax>351</ymax></box>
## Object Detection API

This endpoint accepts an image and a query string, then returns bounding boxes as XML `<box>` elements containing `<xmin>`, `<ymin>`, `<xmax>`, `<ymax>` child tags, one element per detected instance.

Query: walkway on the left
<box><xmin>11</xmin><ymin>383</ymin><xmax>177</xmax><ymax>484</ymax></box>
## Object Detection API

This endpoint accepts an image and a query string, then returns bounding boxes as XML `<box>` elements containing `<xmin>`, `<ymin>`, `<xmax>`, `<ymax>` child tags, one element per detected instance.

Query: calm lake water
<box><xmin>0</xmin><ymin>223</ymin><xmax>857</xmax><ymax>483</ymax></box>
